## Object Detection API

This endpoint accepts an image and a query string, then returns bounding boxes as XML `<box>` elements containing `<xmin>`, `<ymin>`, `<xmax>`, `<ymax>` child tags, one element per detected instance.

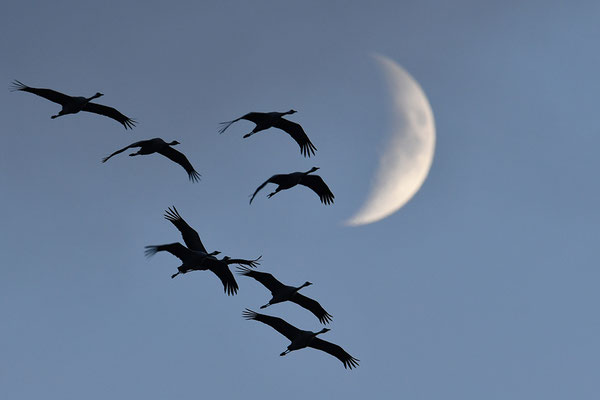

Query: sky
<box><xmin>1</xmin><ymin>1</ymin><xmax>599</xmax><ymax>399</ymax></box>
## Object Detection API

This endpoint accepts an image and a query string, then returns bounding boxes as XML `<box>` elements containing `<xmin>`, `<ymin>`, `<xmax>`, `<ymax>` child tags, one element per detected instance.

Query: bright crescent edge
<box><xmin>345</xmin><ymin>55</ymin><xmax>436</xmax><ymax>226</ymax></box>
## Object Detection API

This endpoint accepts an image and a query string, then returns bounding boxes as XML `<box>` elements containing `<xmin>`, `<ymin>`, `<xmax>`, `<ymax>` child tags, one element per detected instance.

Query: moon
<box><xmin>346</xmin><ymin>55</ymin><xmax>436</xmax><ymax>226</ymax></box>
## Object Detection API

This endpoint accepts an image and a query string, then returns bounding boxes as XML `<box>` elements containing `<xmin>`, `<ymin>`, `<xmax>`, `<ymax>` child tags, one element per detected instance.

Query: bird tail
<box><xmin>10</xmin><ymin>80</ymin><xmax>27</xmax><ymax>92</ymax></box>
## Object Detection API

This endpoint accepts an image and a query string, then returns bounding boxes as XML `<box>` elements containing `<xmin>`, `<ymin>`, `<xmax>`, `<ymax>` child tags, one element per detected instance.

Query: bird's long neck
<box><xmin>295</xmin><ymin>282</ymin><xmax>310</xmax><ymax>292</ymax></box>
<box><xmin>314</xmin><ymin>328</ymin><xmax>329</xmax><ymax>337</ymax></box>
<box><xmin>86</xmin><ymin>93</ymin><xmax>102</xmax><ymax>102</ymax></box>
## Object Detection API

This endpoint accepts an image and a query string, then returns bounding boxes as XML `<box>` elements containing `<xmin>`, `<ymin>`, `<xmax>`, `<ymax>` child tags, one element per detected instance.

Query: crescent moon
<box><xmin>346</xmin><ymin>55</ymin><xmax>436</xmax><ymax>226</ymax></box>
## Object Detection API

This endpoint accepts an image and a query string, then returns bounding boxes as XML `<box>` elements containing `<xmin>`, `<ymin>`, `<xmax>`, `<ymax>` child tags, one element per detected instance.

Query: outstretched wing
<box><xmin>242</xmin><ymin>309</ymin><xmax>301</xmax><ymax>341</ymax></box>
<box><xmin>249</xmin><ymin>175</ymin><xmax>283</xmax><ymax>204</ymax></box>
<box><xmin>163</xmin><ymin>207</ymin><xmax>207</xmax><ymax>252</ymax></box>
<box><xmin>10</xmin><ymin>80</ymin><xmax>72</xmax><ymax>106</ymax></box>
<box><xmin>205</xmin><ymin>261</ymin><xmax>239</xmax><ymax>296</ymax></box>
<box><xmin>309</xmin><ymin>338</ymin><xmax>359</xmax><ymax>369</ymax></box>
<box><xmin>290</xmin><ymin>293</ymin><xmax>333</xmax><ymax>324</ymax></box>
<box><xmin>273</xmin><ymin>118</ymin><xmax>317</xmax><ymax>157</ymax></box>
<box><xmin>157</xmin><ymin>146</ymin><xmax>201</xmax><ymax>182</ymax></box>
<box><xmin>236</xmin><ymin>266</ymin><xmax>285</xmax><ymax>293</ymax></box>
<box><xmin>225</xmin><ymin>255</ymin><xmax>262</xmax><ymax>268</ymax></box>
<box><xmin>144</xmin><ymin>242</ymin><xmax>194</xmax><ymax>261</ymax></box>
<box><xmin>299</xmin><ymin>175</ymin><xmax>334</xmax><ymax>205</ymax></box>
<box><xmin>101</xmin><ymin>140</ymin><xmax>145</xmax><ymax>163</ymax></box>
<box><xmin>81</xmin><ymin>102</ymin><xmax>136</xmax><ymax>129</ymax></box>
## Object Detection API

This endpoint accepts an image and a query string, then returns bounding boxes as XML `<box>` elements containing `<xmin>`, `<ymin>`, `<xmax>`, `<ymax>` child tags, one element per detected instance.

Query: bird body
<box><xmin>144</xmin><ymin>242</ymin><xmax>217</xmax><ymax>271</ymax></box>
<box><xmin>237</xmin><ymin>266</ymin><xmax>332</xmax><ymax>324</ymax></box>
<box><xmin>51</xmin><ymin>94</ymin><xmax>101</xmax><ymax>116</ymax></box>
<box><xmin>102</xmin><ymin>138</ymin><xmax>201</xmax><ymax>182</ymax></box>
<box><xmin>238</xmin><ymin>111</ymin><xmax>289</xmax><ymax>131</ymax></box>
<box><xmin>145</xmin><ymin>242</ymin><xmax>240</xmax><ymax>295</ymax></box>
<box><xmin>243</xmin><ymin>309</ymin><xmax>358</xmax><ymax>369</ymax></box>
<box><xmin>250</xmin><ymin>167</ymin><xmax>334</xmax><ymax>204</ymax></box>
<box><xmin>286</xmin><ymin>328</ymin><xmax>329</xmax><ymax>353</ymax></box>
<box><xmin>219</xmin><ymin>110</ymin><xmax>317</xmax><ymax>157</ymax></box>
<box><xmin>10</xmin><ymin>80</ymin><xmax>136</xmax><ymax>129</ymax></box>
<box><xmin>266</xmin><ymin>283</ymin><xmax>309</xmax><ymax>306</ymax></box>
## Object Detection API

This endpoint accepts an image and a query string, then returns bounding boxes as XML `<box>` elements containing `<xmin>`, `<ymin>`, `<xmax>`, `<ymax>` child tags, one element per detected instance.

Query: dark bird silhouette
<box><xmin>102</xmin><ymin>138</ymin><xmax>201</xmax><ymax>182</ymax></box>
<box><xmin>237</xmin><ymin>266</ymin><xmax>332</xmax><ymax>324</ymax></box>
<box><xmin>155</xmin><ymin>206</ymin><xmax>261</xmax><ymax>292</ymax></box>
<box><xmin>243</xmin><ymin>309</ymin><xmax>359</xmax><ymax>369</ymax></box>
<box><xmin>10</xmin><ymin>80</ymin><xmax>136</xmax><ymax>129</ymax></box>
<box><xmin>219</xmin><ymin>110</ymin><xmax>317</xmax><ymax>157</ymax></box>
<box><xmin>249</xmin><ymin>167</ymin><xmax>334</xmax><ymax>205</ymax></box>
<box><xmin>163</xmin><ymin>206</ymin><xmax>262</xmax><ymax>272</ymax></box>
<box><xmin>169</xmin><ymin>253</ymin><xmax>261</xmax><ymax>280</ymax></box>
<box><xmin>163</xmin><ymin>206</ymin><xmax>211</xmax><ymax>253</ymax></box>
<box><xmin>144</xmin><ymin>243</ymin><xmax>241</xmax><ymax>295</ymax></box>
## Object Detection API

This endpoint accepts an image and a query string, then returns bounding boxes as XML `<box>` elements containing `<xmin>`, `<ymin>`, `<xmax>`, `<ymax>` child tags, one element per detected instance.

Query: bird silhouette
<box><xmin>219</xmin><ymin>110</ymin><xmax>317</xmax><ymax>157</ymax></box>
<box><xmin>10</xmin><ymin>80</ymin><xmax>136</xmax><ymax>129</ymax></box>
<box><xmin>243</xmin><ymin>309</ymin><xmax>358</xmax><ymax>369</ymax></box>
<box><xmin>145</xmin><ymin>243</ymin><xmax>242</xmax><ymax>295</ymax></box>
<box><xmin>158</xmin><ymin>206</ymin><xmax>261</xmax><ymax>291</ymax></box>
<box><xmin>162</xmin><ymin>206</ymin><xmax>211</xmax><ymax>252</ymax></box>
<box><xmin>250</xmin><ymin>167</ymin><xmax>334</xmax><ymax>204</ymax></box>
<box><xmin>237</xmin><ymin>266</ymin><xmax>332</xmax><ymax>324</ymax></box>
<box><xmin>163</xmin><ymin>206</ymin><xmax>262</xmax><ymax>271</ymax></box>
<box><xmin>102</xmin><ymin>138</ymin><xmax>201</xmax><ymax>182</ymax></box>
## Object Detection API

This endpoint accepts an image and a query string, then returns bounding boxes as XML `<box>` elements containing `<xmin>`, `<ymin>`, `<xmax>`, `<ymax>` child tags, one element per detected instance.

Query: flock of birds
<box><xmin>10</xmin><ymin>80</ymin><xmax>358</xmax><ymax>370</ymax></box>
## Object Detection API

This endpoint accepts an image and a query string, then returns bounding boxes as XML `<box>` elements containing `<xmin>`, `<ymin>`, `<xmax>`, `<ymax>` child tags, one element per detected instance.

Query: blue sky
<box><xmin>2</xmin><ymin>1</ymin><xmax>599</xmax><ymax>399</ymax></box>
